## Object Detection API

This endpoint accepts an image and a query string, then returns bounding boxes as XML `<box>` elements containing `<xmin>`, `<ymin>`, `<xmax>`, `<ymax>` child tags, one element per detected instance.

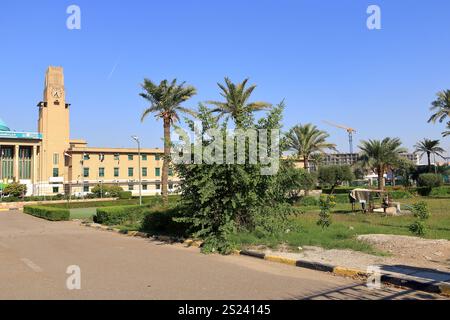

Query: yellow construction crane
<box><xmin>323</xmin><ymin>120</ymin><xmax>357</xmax><ymax>154</ymax></box>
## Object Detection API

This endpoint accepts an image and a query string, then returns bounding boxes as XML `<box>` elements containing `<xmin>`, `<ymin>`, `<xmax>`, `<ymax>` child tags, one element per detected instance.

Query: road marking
<box><xmin>20</xmin><ymin>258</ymin><xmax>43</xmax><ymax>273</ymax></box>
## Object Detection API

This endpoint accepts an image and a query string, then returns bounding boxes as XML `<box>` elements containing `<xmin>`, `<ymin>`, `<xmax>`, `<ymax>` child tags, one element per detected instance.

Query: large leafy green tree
<box><xmin>284</xmin><ymin>124</ymin><xmax>337</xmax><ymax>172</ymax></box>
<box><xmin>358</xmin><ymin>138</ymin><xmax>406</xmax><ymax>190</ymax></box>
<box><xmin>414</xmin><ymin>138</ymin><xmax>445</xmax><ymax>172</ymax></box>
<box><xmin>207</xmin><ymin>77</ymin><xmax>271</xmax><ymax>128</ymax></box>
<box><xmin>140</xmin><ymin>79</ymin><xmax>197</xmax><ymax>206</ymax></box>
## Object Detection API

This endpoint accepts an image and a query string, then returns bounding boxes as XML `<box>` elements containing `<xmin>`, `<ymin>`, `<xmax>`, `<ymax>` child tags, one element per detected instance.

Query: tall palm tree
<box><xmin>428</xmin><ymin>90</ymin><xmax>450</xmax><ymax>124</ymax></box>
<box><xmin>207</xmin><ymin>78</ymin><xmax>271</xmax><ymax>128</ymax></box>
<box><xmin>285</xmin><ymin>124</ymin><xmax>337</xmax><ymax>172</ymax></box>
<box><xmin>443</xmin><ymin>122</ymin><xmax>450</xmax><ymax>137</ymax></box>
<box><xmin>140</xmin><ymin>79</ymin><xmax>197</xmax><ymax>206</ymax></box>
<box><xmin>358</xmin><ymin>138</ymin><xmax>406</xmax><ymax>190</ymax></box>
<box><xmin>414</xmin><ymin>138</ymin><xmax>445</xmax><ymax>172</ymax></box>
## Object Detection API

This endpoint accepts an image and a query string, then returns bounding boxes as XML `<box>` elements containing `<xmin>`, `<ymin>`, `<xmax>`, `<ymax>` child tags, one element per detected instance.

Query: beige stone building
<box><xmin>0</xmin><ymin>66</ymin><xmax>178</xmax><ymax>196</ymax></box>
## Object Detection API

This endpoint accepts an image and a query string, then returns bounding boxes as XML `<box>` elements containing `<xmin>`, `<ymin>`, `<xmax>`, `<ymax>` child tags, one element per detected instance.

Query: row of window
<box><xmin>79</xmin><ymin>167</ymin><xmax>173</xmax><ymax>178</ymax></box>
<box><xmin>51</xmin><ymin>183</ymin><xmax>175</xmax><ymax>194</ymax></box>
<box><xmin>52</xmin><ymin>167</ymin><xmax>174</xmax><ymax>178</ymax></box>
<box><xmin>82</xmin><ymin>153</ymin><xmax>161</xmax><ymax>161</ymax></box>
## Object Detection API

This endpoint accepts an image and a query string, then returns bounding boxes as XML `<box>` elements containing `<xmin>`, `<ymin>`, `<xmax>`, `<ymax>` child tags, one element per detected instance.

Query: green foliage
<box><xmin>298</xmin><ymin>196</ymin><xmax>319</xmax><ymax>206</ymax></box>
<box><xmin>317</xmin><ymin>165</ymin><xmax>354</xmax><ymax>193</ymax></box>
<box><xmin>118</xmin><ymin>191</ymin><xmax>133</xmax><ymax>199</ymax></box>
<box><xmin>94</xmin><ymin>205</ymin><xmax>147</xmax><ymax>225</ymax></box>
<box><xmin>388</xmin><ymin>190</ymin><xmax>413</xmax><ymax>199</ymax></box>
<box><xmin>3</xmin><ymin>182</ymin><xmax>27</xmax><ymax>197</ymax></box>
<box><xmin>322</xmin><ymin>187</ymin><xmax>354</xmax><ymax>195</ymax></box>
<box><xmin>141</xmin><ymin>206</ymin><xmax>189</xmax><ymax>237</ymax></box>
<box><xmin>175</xmin><ymin>102</ymin><xmax>299</xmax><ymax>253</ymax></box>
<box><xmin>429</xmin><ymin>186</ymin><xmax>450</xmax><ymax>197</ymax></box>
<box><xmin>417</xmin><ymin>173</ymin><xmax>443</xmax><ymax>188</ymax></box>
<box><xmin>317</xmin><ymin>195</ymin><xmax>336</xmax><ymax>229</ymax></box>
<box><xmin>23</xmin><ymin>205</ymin><xmax>70</xmax><ymax>221</ymax></box>
<box><xmin>91</xmin><ymin>184</ymin><xmax>126</xmax><ymax>198</ymax></box>
<box><xmin>408</xmin><ymin>201</ymin><xmax>430</xmax><ymax>236</ymax></box>
<box><xmin>278</xmin><ymin>162</ymin><xmax>316</xmax><ymax>202</ymax></box>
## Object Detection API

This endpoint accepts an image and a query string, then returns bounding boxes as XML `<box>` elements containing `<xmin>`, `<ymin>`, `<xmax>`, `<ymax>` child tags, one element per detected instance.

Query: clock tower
<box><xmin>38</xmin><ymin>66</ymin><xmax>70</xmax><ymax>188</ymax></box>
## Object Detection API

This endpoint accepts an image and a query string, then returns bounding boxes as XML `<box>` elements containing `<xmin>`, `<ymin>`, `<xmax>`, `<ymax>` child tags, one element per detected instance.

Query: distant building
<box><xmin>0</xmin><ymin>66</ymin><xmax>179</xmax><ymax>196</ymax></box>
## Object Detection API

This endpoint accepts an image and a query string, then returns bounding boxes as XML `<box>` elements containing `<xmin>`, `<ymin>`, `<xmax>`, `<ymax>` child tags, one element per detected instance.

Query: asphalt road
<box><xmin>0</xmin><ymin>210</ymin><xmax>444</xmax><ymax>300</ymax></box>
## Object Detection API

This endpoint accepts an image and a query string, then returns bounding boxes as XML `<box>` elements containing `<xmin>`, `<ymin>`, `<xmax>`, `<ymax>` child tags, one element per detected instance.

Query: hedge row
<box><xmin>94</xmin><ymin>205</ymin><xmax>148</xmax><ymax>225</ymax></box>
<box><xmin>23</xmin><ymin>206</ymin><xmax>70</xmax><ymax>221</ymax></box>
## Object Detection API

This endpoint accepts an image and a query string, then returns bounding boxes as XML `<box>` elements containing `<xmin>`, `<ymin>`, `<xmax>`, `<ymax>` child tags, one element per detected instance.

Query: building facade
<box><xmin>0</xmin><ymin>66</ymin><xmax>178</xmax><ymax>196</ymax></box>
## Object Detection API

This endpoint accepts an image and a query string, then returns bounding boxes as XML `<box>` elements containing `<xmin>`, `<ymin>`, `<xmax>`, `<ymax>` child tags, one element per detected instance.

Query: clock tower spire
<box><xmin>38</xmin><ymin>66</ymin><xmax>70</xmax><ymax>189</ymax></box>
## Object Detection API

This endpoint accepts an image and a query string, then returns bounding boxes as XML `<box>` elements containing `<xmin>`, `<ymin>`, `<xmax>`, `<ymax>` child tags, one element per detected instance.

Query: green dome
<box><xmin>0</xmin><ymin>118</ymin><xmax>10</xmax><ymax>131</ymax></box>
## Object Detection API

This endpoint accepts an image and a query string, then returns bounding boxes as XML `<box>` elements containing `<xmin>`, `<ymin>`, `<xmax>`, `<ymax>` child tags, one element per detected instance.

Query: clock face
<box><xmin>51</xmin><ymin>87</ymin><xmax>63</xmax><ymax>99</ymax></box>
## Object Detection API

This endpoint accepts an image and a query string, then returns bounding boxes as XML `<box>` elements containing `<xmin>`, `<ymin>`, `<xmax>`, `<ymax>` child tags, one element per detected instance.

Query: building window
<box><xmin>99</xmin><ymin>153</ymin><xmax>105</xmax><ymax>162</ymax></box>
<box><xmin>83</xmin><ymin>154</ymin><xmax>90</xmax><ymax>161</ymax></box>
<box><xmin>53</xmin><ymin>187</ymin><xmax>59</xmax><ymax>194</ymax></box>
<box><xmin>53</xmin><ymin>168</ymin><xmax>59</xmax><ymax>177</ymax></box>
<box><xmin>142</xmin><ymin>154</ymin><xmax>147</xmax><ymax>161</ymax></box>
<box><xmin>114</xmin><ymin>154</ymin><xmax>120</xmax><ymax>161</ymax></box>
<box><xmin>128</xmin><ymin>184</ymin><xmax>134</xmax><ymax>191</ymax></box>
<box><xmin>99</xmin><ymin>167</ymin><xmax>105</xmax><ymax>177</ymax></box>
<box><xmin>156</xmin><ymin>183</ymin><xmax>161</xmax><ymax>190</ymax></box>
<box><xmin>155</xmin><ymin>167</ymin><xmax>160</xmax><ymax>177</ymax></box>
<box><xmin>155</xmin><ymin>154</ymin><xmax>160</xmax><ymax>161</ymax></box>
<box><xmin>169</xmin><ymin>168</ymin><xmax>174</xmax><ymax>176</ymax></box>
<box><xmin>114</xmin><ymin>167</ymin><xmax>119</xmax><ymax>177</ymax></box>
<box><xmin>53</xmin><ymin>153</ymin><xmax>59</xmax><ymax>165</ymax></box>
<box><xmin>128</xmin><ymin>167</ymin><xmax>134</xmax><ymax>177</ymax></box>
<box><xmin>83</xmin><ymin>185</ymin><xmax>89</xmax><ymax>193</ymax></box>
<box><xmin>169</xmin><ymin>183</ymin><xmax>174</xmax><ymax>189</ymax></box>
<box><xmin>83</xmin><ymin>167</ymin><xmax>89</xmax><ymax>178</ymax></box>
<box><xmin>142</xmin><ymin>167</ymin><xmax>147</xmax><ymax>177</ymax></box>
<box><xmin>142</xmin><ymin>184</ymin><xmax>148</xmax><ymax>191</ymax></box>
<box><xmin>128</xmin><ymin>155</ymin><xmax>134</xmax><ymax>161</ymax></box>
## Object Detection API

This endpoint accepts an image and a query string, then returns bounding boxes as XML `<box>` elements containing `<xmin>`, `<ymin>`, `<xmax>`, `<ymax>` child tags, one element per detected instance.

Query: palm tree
<box><xmin>428</xmin><ymin>90</ymin><xmax>450</xmax><ymax>124</ymax></box>
<box><xmin>414</xmin><ymin>138</ymin><xmax>445</xmax><ymax>172</ymax></box>
<box><xmin>285</xmin><ymin>124</ymin><xmax>337</xmax><ymax>172</ymax></box>
<box><xmin>443</xmin><ymin>122</ymin><xmax>450</xmax><ymax>137</ymax></box>
<box><xmin>140</xmin><ymin>79</ymin><xmax>197</xmax><ymax>206</ymax></box>
<box><xmin>207</xmin><ymin>78</ymin><xmax>271</xmax><ymax>128</ymax></box>
<box><xmin>358</xmin><ymin>138</ymin><xmax>406</xmax><ymax>190</ymax></box>
<box><xmin>309</xmin><ymin>153</ymin><xmax>324</xmax><ymax>171</ymax></box>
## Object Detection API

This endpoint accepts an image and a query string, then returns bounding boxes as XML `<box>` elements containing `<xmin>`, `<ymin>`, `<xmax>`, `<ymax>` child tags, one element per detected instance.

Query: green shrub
<box><xmin>417</xmin><ymin>173</ymin><xmax>443</xmax><ymax>188</ymax></box>
<box><xmin>408</xmin><ymin>201</ymin><xmax>430</xmax><ymax>236</ymax></box>
<box><xmin>388</xmin><ymin>190</ymin><xmax>413</xmax><ymax>199</ymax></box>
<box><xmin>3</xmin><ymin>182</ymin><xmax>27</xmax><ymax>197</ymax></box>
<box><xmin>322</xmin><ymin>187</ymin><xmax>354</xmax><ymax>195</ymax></box>
<box><xmin>415</xmin><ymin>186</ymin><xmax>432</xmax><ymax>197</ymax></box>
<box><xmin>141</xmin><ymin>206</ymin><xmax>189</xmax><ymax>237</ymax></box>
<box><xmin>91</xmin><ymin>185</ymin><xmax>124</xmax><ymax>198</ymax></box>
<box><xmin>118</xmin><ymin>191</ymin><xmax>133</xmax><ymax>199</ymax></box>
<box><xmin>429</xmin><ymin>186</ymin><xmax>450</xmax><ymax>197</ymax></box>
<box><xmin>298</xmin><ymin>196</ymin><xmax>319</xmax><ymax>206</ymax></box>
<box><xmin>23</xmin><ymin>205</ymin><xmax>70</xmax><ymax>221</ymax></box>
<box><xmin>94</xmin><ymin>205</ymin><xmax>147</xmax><ymax>225</ymax></box>
<box><xmin>334</xmin><ymin>194</ymin><xmax>350</xmax><ymax>203</ymax></box>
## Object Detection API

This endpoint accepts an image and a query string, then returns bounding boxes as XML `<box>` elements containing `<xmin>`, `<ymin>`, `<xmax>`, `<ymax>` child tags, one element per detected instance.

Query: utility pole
<box><xmin>132</xmin><ymin>136</ymin><xmax>142</xmax><ymax>206</ymax></box>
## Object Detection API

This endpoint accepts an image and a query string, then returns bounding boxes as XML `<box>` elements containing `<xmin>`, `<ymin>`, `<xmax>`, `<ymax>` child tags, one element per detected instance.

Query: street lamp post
<box><xmin>132</xmin><ymin>136</ymin><xmax>142</xmax><ymax>206</ymax></box>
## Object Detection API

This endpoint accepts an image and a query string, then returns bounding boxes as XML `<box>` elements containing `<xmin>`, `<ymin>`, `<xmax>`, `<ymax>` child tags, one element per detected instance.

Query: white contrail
<box><xmin>107</xmin><ymin>59</ymin><xmax>120</xmax><ymax>80</ymax></box>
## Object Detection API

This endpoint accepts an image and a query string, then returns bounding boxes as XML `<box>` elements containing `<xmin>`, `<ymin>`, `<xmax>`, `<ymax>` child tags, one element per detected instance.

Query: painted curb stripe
<box><xmin>439</xmin><ymin>283</ymin><xmax>450</xmax><ymax>296</ymax></box>
<box><xmin>265</xmin><ymin>255</ymin><xmax>297</xmax><ymax>266</ymax></box>
<box><xmin>333</xmin><ymin>267</ymin><xmax>367</xmax><ymax>278</ymax></box>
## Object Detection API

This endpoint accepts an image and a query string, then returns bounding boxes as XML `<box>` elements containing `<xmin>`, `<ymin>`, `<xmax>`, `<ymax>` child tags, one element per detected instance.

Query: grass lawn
<box><xmin>230</xmin><ymin>197</ymin><xmax>450</xmax><ymax>255</ymax></box>
<box><xmin>70</xmin><ymin>208</ymin><xmax>97</xmax><ymax>220</ymax></box>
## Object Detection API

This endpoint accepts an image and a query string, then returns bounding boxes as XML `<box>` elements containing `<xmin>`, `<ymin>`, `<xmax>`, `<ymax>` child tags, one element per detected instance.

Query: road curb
<box><xmin>235</xmin><ymin>249</ymin><xmax>450</xmax><ymax>297</ymax></box>
<box><xmin>81</xmin><ymin>221</ymin><xmax>202</xmax><ymax>247</ymax></box>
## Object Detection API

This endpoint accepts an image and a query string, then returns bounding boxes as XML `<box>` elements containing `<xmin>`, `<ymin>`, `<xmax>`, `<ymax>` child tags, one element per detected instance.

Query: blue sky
<box><xmin>0</xmin><ymin>0</ymin><xmax>449</xmax><ymax>161</ymax></box>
